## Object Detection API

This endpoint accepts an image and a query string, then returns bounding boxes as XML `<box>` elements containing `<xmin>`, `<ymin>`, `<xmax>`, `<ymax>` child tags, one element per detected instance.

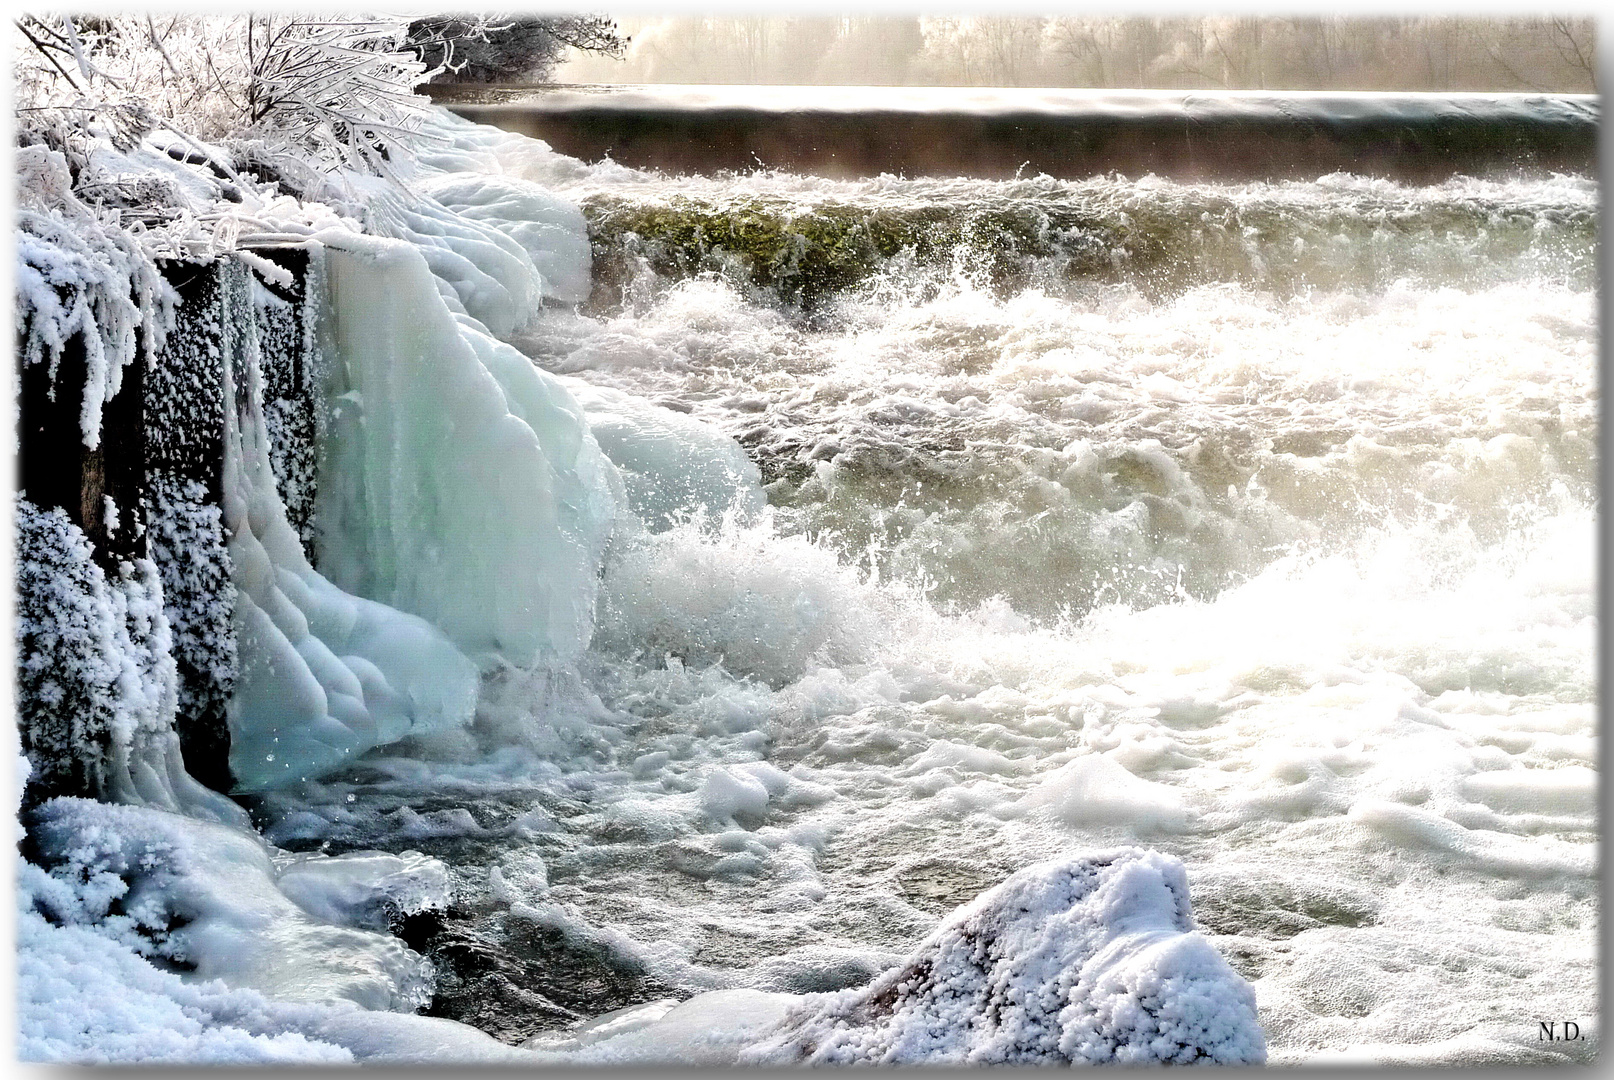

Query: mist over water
<box><xmin>250</xmin><ymin>163</ymin><xmax>1596</xmax><ymax>1063</ymax></box>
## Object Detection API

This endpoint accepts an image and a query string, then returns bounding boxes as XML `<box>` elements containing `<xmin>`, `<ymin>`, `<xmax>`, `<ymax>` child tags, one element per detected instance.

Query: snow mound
<box><xmin>416</xmin><ymin>172</ymin><xmax>592</xmax><ymax>305</ymax></box>
<box><xmin>566</xmin><ymin>380</ymin><xmax>766</xmax><ymax>532</ymax></box>
<box><xmin>743</xmin><ymin>848</ymin><xmax>1266</xmax><ymax>1065</ymax></box>
<box><xmin>28</xmin><ymin>797</ymin><xmax>443</xmax><ymax>1012</ymax></box>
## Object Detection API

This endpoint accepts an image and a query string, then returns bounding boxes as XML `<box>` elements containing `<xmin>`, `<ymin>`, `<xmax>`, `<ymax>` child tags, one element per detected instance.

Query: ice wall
<box><xmin>313</xmin><ymin>231</ymin><xmax>618</xmax><ymax>668</ymax></box>
<box><xmin>219</xmin><ymin>252</ymin><xmax>480</xmax><ymax>791</ymax></box>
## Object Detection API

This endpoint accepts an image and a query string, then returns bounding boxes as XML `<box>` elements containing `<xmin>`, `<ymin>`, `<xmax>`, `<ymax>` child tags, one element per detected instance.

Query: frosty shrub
<box><xmin>406</xmin><ymin>15</ymin><xmax>625</xmax><ymax>84</ymax></box>
<box><xmin>15</xmin><ymin>145</ymin><xmax>176</xmax><ymax>447</ymax></box>
<box><xmin>13</xmin><ymin>14</ymin><xmax>444</xmax><ymax>182</ymax></box>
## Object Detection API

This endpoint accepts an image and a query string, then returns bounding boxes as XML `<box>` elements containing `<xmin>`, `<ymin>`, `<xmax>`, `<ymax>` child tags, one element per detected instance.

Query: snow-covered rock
<box><xmin>743</xmin><ymin>848</ymin><xmax>1266</xmax><ymax>1065</ymax></box>
<box><xmin>15</xmin><ymin>498</ymin><xmax>245</xmax><ymax>823</ymax></box>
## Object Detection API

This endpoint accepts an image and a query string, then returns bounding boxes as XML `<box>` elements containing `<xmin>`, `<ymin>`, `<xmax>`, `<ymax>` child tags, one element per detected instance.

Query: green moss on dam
<box><xmin>581</xmin><ymin>193</ymin><xmax>1160</xmax><ymax>310</ymax></box>
<box><xmin>580</xmin><ymin>187</ymin><xmax>1597</xmax><ymax>314</ymax></box>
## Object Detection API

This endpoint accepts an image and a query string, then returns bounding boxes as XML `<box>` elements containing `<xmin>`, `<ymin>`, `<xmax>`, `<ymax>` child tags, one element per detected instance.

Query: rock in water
<box><xmin>744</xmin><ymin>848</ymin><xmax>1266</xmax><ymax>1065</ymax></box>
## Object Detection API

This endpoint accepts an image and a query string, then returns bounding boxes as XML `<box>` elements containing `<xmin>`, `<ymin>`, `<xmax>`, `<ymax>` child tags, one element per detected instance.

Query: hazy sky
<box><xmin>554</xmin><ymin>15</ymin><xmax>1598</xmax><ymax>92</ymax></box>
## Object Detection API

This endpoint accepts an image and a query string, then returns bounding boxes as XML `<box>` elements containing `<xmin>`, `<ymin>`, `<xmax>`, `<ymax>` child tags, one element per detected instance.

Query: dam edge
<box><xmin>428</xmin><ymin>84</ymin><xmax>1600</xmax><ymax>183</ymax></box>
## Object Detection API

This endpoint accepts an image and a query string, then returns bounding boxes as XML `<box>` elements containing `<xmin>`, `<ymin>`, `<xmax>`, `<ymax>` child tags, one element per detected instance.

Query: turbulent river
<box><xmin>244</xmin><ymin>163</ymin><xmax>1596</xmax><ymax>1065</ymax></box>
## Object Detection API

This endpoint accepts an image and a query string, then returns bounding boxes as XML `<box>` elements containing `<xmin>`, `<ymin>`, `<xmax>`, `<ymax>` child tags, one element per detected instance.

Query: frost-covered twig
<box><xmin>15</xmin><ymin>155</ymin><xmax>176</xmax><ymax>448</ymax></box>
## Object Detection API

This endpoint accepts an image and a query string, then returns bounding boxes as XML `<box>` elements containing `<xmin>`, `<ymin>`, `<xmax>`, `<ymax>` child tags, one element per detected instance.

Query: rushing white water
<box><xmin>16</xmin><ymin>104</ymin><xmax>1595</xmax><ymax>1065</ymax></box>
<box><xmin>230</xmin><ymin>151</ymin><xmax>1598</xmax><ymax>1066</ymax></box>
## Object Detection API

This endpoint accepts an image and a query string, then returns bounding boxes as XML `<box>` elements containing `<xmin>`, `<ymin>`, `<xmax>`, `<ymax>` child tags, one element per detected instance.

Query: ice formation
<box><xmin>28</xmin><ymin>797</ymin><xmax>443</xmax><ymax>1010</ymax></box>
<box><xmin>567</xmin><ymin>380</ymin><xmax>766</xmax><ymax>531</ymax></box>
<box><xmin>16</xmin><ymin>778</ymin><xmax>528</xmax><ymax>1064</ymax></box>
<box><xmin>362</xmin><ymin>181</ymin><xmax>542</xmax><ymax>337</ymax></box>
<box><xmin>742</xmin><ymin>850</ymin><xmax>1266</xmax><ymax>1065</ymax></box>
<box><xmin>14</xmin><ymin>145</ymin><xmax>174</xmax><ymax>448</ymax></box>
<box><xmin>415</xmin><ymin>172</ymin><xmax>593</xmax><ymax>305</ymax></box>
<box><xmin>220</xmin><ymin>250</ymin><xmax>481</xmax><ymax>791</ymax></box>
<box><xmin>313</xmin><ymin>231</ymin><xmax>618</xmax><ymax>668</ymax></box>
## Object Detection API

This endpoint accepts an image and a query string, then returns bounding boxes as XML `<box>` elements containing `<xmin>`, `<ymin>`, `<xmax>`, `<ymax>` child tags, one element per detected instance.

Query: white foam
<box><xmin>566</xmin><ymin>380</ymin><xmax>766</xmax><ymax>531</ymax></box>
<box><xmin>1020</xmin><ymin>755</ymin><xmax>1190</xmax><ymax>832</ymax></box>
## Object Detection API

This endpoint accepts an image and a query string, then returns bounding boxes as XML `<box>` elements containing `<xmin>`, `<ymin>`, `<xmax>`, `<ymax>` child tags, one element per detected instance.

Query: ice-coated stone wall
<box><xmin>18</xmin><ymin>245</ymin><xmax>351</xmax><ymax>800</ymax></box>
<box><xmin>16</xmin><ymin>211</ymin><xmax>620</xmax><ymax>798</ymax></box>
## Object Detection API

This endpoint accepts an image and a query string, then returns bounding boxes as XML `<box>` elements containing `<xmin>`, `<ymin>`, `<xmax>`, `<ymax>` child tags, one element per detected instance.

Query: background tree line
<box><xmin>557</xmin><ymin>15</ymin><xmax>1597</xmax><ymax>93</ymax></box>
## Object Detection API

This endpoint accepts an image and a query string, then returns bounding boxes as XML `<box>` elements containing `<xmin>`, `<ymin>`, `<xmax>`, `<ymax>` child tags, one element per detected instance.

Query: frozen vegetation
<box><xmin>15</xmin><ymin>500</ymin><xmax>242</xmax><ymax>822</ymax></box>
<box><xmin>12</xmin><ymin>14</ymin><xmax>1597</xmax><ymax>1069</ymax></box>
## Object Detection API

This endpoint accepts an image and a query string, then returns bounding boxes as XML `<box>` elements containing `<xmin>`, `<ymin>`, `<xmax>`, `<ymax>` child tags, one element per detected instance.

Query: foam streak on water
<box><xmin>253</xmin><ymin>166</ymin><xmax>1596</xmax><ymax>1064</ymax></box>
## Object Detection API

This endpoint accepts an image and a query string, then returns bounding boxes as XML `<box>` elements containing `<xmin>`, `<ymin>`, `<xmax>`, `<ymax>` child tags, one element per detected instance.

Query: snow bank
<box><xmin>16</xmin><ymin>895</ymin><xmax>351</xmax><ymax>1065</ymax></box>
<box><xmin>28</xmin><ymin>797</ymin><xmax>442</xmax><ymax>1011</ymax></box>
<box><xmin>17</xmin><ymin>884</ymin><xmax>546</xmax><ymax>1065</ymax></box>
<box><xmin>13</xmin><ymin>765</ymin><xmax>525</xmax><ymax>1066</ymax></box>
<box><xmin>16</xmin><ymin>794</ymin><xmax>538</xmax><ymax>1065</ymax></box>
<box><xmin>314</xmin><ymin>231</ymin><xmax>618</xmax><ymax>668</ymax></box>
<box><xmin>742</xmin><ymin>849</ymin><xmax>1265</xmax><ymax>1065</ymax></box>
